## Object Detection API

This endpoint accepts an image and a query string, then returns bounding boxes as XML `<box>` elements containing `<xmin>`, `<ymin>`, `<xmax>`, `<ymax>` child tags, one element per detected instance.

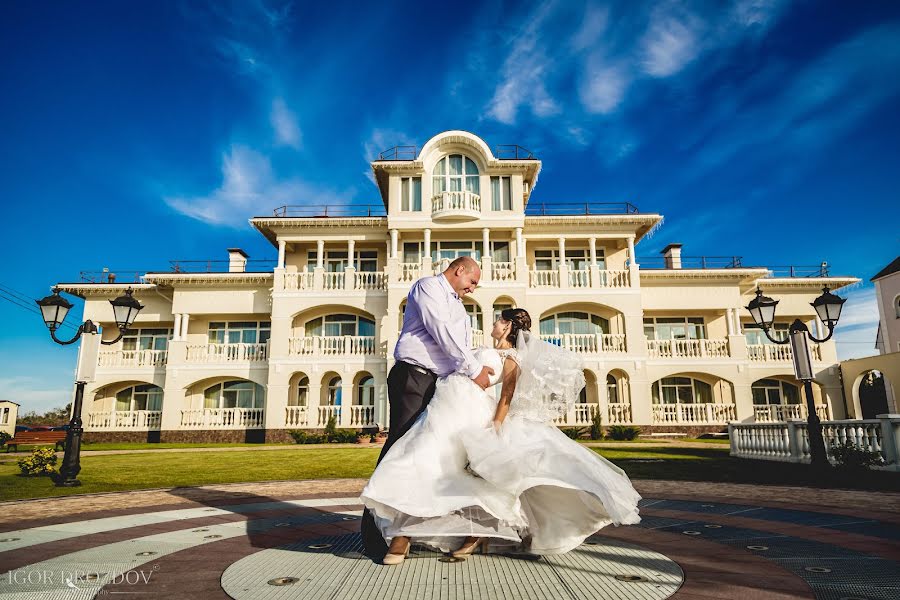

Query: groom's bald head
<box><xmin>443</xmin><ymin>257</ymin><xmax>481</xmax><ymax>297</ymax></box>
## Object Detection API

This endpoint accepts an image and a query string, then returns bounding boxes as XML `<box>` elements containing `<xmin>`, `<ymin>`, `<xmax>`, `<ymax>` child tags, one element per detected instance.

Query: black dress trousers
<box><xmin>360</xmin><ymin>361</ymin><xmax>437</xmax><ymax>557</ymax></box>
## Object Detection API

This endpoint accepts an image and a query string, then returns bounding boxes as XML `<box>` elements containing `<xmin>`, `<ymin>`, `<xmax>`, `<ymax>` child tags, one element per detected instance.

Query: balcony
<box><xmin>431</xmin><ymin>191</ymin><xmax>481</xmax><ymax>221</ymax></box>
<box><xmin>288</xmin><ymin>336</ymin><xmax>376</xmax><ymax>356</ymax></box>
<box><xmin>652</xmin><ymin>403</ymin><xmax>737</xmax><ymax>425</ymax></box>
<box><xmin>747</xmin><ymin>343</ymin><xmax>822</xmax><ymax>363</ymax></box>
<box><xmin>98</xmin><ymin>349</ymin><xmax>167</xmax><ymax>368</ymax></box>
<box><xmin>180</xmin><ymin>408</ymin><xmax>265</xmax><ymax>429</ymax></box>
<box><xmin>186</xmin><ymin>343</ymin><xmax>269</xmax><ymax>363</ymax></box>
<box><xmin>540</xmin><ymin>333</ymin><xmax>627</xmax><ymax>354</ymax></box>
<box><xmin>87</xmin><ymin>410</ymin><xmax>161</xmax><ymax>430</ymax></box>
<box><xmin>529</xmin><ymin>269</ymin><xmax>631</xmax><ymax>289</ymax></box>
<box><xmin>282</xmin><ymin>270</ymin><xmax>386</xmax><ymax>292</ymax></box>
<box><xmin>753</xmin><ymin>404</ymin><xmax>829</xmax><ymax>422</ymax></box>
<box><xmin>647</xmin><ymin>339</ymin><xmax>731</xmax><ymax>359</ymax></box>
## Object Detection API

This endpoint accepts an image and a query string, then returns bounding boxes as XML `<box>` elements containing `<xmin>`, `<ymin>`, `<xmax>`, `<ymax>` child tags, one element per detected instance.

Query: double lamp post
<box><xmin>745</xmin><ymin>285</ymin><xmax>846</xmax><ymax>468</ymax></box>
<box><xmin>35</xmin><ymin>287</ymin><xmax>144</xmax><ymax>486</ymax></box>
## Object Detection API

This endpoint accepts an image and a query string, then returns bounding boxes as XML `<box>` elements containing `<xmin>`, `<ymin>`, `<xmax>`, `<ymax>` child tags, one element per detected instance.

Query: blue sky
<box><xmin>1</xmin><ymin>0</ymin><xmax>898</xmax><ymax>414</ymax></box>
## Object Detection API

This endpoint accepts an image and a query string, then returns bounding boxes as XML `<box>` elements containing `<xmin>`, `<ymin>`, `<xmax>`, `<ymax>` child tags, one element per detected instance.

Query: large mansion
<box><xmin>57</xmin><ymin>130</ymin><xmax>860</xmax><ymax>442</ymax></box>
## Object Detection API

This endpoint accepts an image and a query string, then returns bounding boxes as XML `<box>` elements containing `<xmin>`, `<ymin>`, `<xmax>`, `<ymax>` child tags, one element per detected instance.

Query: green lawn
<box><xmin>3</xmin><ymin>445</ymin><xmax>897</xmax><ymax>502</ymax></box>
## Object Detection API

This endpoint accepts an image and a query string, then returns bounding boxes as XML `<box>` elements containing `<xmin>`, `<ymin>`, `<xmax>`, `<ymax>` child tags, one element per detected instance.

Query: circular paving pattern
<box><xmin>0</xmin><ymin>490</ymin><xmax>898</xmax><ymax>599</ymax></box>
<box><xmin>221</xmin><ymin>533</ymin><xmax>684</xmax><ymax>600</ymax></box>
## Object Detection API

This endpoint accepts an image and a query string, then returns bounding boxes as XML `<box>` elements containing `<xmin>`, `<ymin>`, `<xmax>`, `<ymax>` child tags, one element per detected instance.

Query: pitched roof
<box><xmin>871</xmin><ymin>256</ymin><xmax>900</xmax><ymax>281</ymax></box>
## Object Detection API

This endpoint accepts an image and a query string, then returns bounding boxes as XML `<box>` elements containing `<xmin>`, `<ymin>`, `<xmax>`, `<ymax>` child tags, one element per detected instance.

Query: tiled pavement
<box><xmin>0</xmin><ymin>480</ymin><xmax>898</xmax><ymax>599</ymax></box>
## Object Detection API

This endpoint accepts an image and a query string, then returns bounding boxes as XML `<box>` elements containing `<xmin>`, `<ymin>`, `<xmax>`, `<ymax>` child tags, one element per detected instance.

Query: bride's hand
<box><xmin>492</xmin><ymin>419</ymin><xmax>503</xmax><ymax>434</ymax></box>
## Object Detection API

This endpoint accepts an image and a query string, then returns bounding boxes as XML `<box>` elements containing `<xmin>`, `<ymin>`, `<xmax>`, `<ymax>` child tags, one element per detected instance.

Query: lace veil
<box><xmin>508</xmin><ymin>331</ymin><xmax>586</xmax><ymax>422</ymax></box>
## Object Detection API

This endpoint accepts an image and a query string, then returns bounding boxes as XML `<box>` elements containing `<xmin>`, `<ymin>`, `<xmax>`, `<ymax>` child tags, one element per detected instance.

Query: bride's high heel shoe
<box><xmin>382</xmin><ymin>538</ymin><xmax>411</xmax><ymax>566</ymax></box>
<box><xmin>451</xmin><ymin>537</ymin><xmax>489</xmax><ymax>557</ymax></box>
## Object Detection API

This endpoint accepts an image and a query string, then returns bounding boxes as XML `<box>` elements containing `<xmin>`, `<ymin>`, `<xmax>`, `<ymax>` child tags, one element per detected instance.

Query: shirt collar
<box><xmin>438</xmin><ymin>274</ymin><xmax>461</xmax><ymax>301</ymax></box>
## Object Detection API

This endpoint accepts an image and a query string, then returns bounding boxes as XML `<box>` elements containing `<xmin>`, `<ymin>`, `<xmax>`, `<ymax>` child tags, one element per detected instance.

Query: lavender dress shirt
<box><xmin>393</xmin><ymin>274</ymin><xmax>483</xmax><ymax>378</ymax></box>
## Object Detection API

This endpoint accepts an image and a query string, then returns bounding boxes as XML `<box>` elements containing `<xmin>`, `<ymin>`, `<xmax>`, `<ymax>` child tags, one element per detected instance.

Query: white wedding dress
<box><xmin>360</xmin><ymin>346</ymin><xmax>641</xmax><ymax>555</ymax></box>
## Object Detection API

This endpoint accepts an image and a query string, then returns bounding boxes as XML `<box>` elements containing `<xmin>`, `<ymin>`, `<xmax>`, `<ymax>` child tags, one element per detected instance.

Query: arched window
<box><xmin>895</xmin><ymin>295</ymin><xmax>900</xmax><ymax>318</ymax></box>
<box><xmin>116</xmin><ymin>385</ymin><xmax>163</xmax><ymax>412</ymax></box>
<box><xmin>606</xmin><ymin>374</ymin><xmax>619</xmax><ymax>404</ymax></box>
<box><xmin>652</xmin><ymin>377</ymin><xmax>713</xmax><ymax>404</ymax></box>
<box><xmin>203</xmin><ymin>381</ymin><xmax>264</xmax><ymax>409</ymax></box>
<box><xmin>358</xmin><ymin>375</ymin><xmax>375</xmax><ymax>406</ymax></box>
<box><xmin>327</xmin><ymin>376</ymin><xmax>342</xmax><ymax>406</ymax></box>
<box><xmin>751</xmin><ymin>379</ymin><xmax>800</xmax><ymax>405</ymax></box>
<box><xmin>291</xmin><ymin>376</ymin><xmax>309</xmax><ymax>407</ymax></box>
<box><xmin>433</xmin><ymin>154</ymin><xmax>480</xmax><ymax>194</ymax></box>
<box><xmin>493</xmin><ymin>301</ymin><xmax>515</xmax><ymax>324</ymax></box>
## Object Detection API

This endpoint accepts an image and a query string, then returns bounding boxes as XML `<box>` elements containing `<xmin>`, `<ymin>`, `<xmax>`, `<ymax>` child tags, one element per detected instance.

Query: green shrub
<box><xmin>589</xmin><ymin>408</ymin><xmax>603</xmax><ymax>440</ymax></box>
<box><xmin>329</xmin><ymin>429</ymin><xmax>361</xmax><ymax>443</ymax></box>
<box><xmin>607</xmin><ymin>425</ymin><xmax>642</xmax><ymax>441</ymax></box>
<box><xmin>17</xmin><ymin>447</ymin><xmax>58</xmax><ymax>476</ymax></box>
<box><xmin>0</xmin><ymin>431</ymin><xmax>11</xmax><ymax>446</ymax></box>
<box><xmin>561</xmin><ymin>427</ymin><xmax>583</xmax><ymax>440</ymax></box>
<box><xmin>289</xmin><ymin>430</ymin><xmax>325</xmax><ymax>444</ymax></box>
<box><xmin>828</xmin><ymin>440</ymin><xmax>883</xmax><ymax>470</ymax></box>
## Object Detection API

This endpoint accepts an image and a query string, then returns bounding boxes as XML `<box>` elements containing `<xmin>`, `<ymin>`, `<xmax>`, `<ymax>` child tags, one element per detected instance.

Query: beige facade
<box><xmin>0</xmin><ymin>401</ymin><xmax>18</xmax><ymax>437</ymax></box>
<box><xmin>873</xmin><ymin>257</ymin><xmax>900</xmax><ymax>355</ymax></box>
<box><xmin>56</xmin><ymin>131</ymin><xmax>859</xmax><ymax>441</ymax></box>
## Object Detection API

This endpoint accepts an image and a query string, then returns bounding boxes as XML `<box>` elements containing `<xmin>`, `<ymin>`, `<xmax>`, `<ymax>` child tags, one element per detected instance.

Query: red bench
<box><xmin>2</xmin><ymin>431</ymin><xmax>67</xmax><ymax>453</ymax></box>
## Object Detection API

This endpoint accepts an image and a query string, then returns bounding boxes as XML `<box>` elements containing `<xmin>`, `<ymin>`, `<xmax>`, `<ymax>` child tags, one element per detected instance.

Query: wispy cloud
<box><xmin>271</xmin><ymin>97</ymin><xmax>302</xmax><ymax>149</ymax></box>
<box><xmin>165</xmin><ymin>145</ymin><xmax>352</xmax><ymax>226</ymax></box>
<box><xmin>640</xmin><ymin>4</ymin><xmax>702</xmax><ymax>77</ymax></box>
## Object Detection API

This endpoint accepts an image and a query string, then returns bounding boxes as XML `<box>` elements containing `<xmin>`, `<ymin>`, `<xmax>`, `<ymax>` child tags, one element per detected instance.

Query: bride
<box><xmin>360</xmin><ymin>308</ymin><xmax>641</xmax><ymax>565</ymax></box>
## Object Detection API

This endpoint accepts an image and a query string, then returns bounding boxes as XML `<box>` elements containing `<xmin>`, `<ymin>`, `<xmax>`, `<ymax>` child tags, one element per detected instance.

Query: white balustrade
<box><xmin>98</xmin><ymin>349</ymin><xmax>167</xmax><ymax>368</ymax></box>
<box><xmin>753</xmin><ymin>404</ymin><xmax>830</xmax><ymax>422</ymax></box>
<box><xmin>747</xmin><ymin>343</ymin><xmax>823</xmax><ymax>362</ymax></box>
<box><xmin>283</xmin><ymin>272</ymin><xmax>315</xmax><ymax>290</ymax></box>
<box><xmin>317</xmin><ymin>405</ymin><xmax>341</xmax><ymax>427</ymax></box>
<box><xmin>288</xmin><ymin>336</ymin><xmax>376</xmax><ymax>356</ymax></box>
<box><xmin>529</xmin><ymin>270</ymin><xmax>559</xmax><ymax>287</ymax></box>
<box><xmin>354</xmin><ymin>271</ymin><xmax>386</xmax><ymax>290</ymax></box>
<box><xmin>606</xmin><ymin>403</ymin><xmax>632</xmax><ymax>424</ymax></box>
<box><xmin>86</xmin><ymin>410</ymin><xmax>162</xmax><ymax>430</ymax></box>
<box><xmin>652</xmin><ymin>402</ymin><xmax>737</xmax><ymax>424</ymax></box>
<box><xmin>730</xmin><ymin>415</ymin><xmax>900</xmax><ymax>470</ymax></box>
<box><xmin>400</xmin><ymin>263</ymin><xmax>420</xmax><ymax>282</ymax></box>
<box><xmin>595</xmin><ymin>269</ymin><xmax>631</xmax><ymax>288</ymax></box>
<box><xmin>351</xmin><ymin>405</ymin><xmax>377</xmax><ymax>427</ymax></box>
<box><xmin>539</xmin><ymin>333</ymin><xmax>626</xmax><ymax>354</ymax></box>
<box><xmin>647</xmin><ymin>339</ymin><xmax>731</xmax><ymax>358</ymax></box>
<box><xmin>285</xmin><ymin>406</ymin><xmax>309</xmax><ymax>427</ymax></box>
<box><xmin>491</xmin><ymin>261</ymin><xmax>515</xmax><ymax>282</ymax></box>
<box><xmin>574</xmin><ymin>403</ymin><xmax>598</xmax><ymax>425</ymax></box>
<box><xmin>322</xmin><ymin>271</ymin><xmax>345</xmax><ymax>290</ymax></box>
<box><xmin>179</xmin><ymin>408</ymin><xmax>265</xmax><ymax>429</ymax></box>
<box><xmin>471</xmin><ymin>330</ymin><xmax>485</xmax><ymax>348</ymax></box>
<box><xmin>431</xmin><ymin>191</ymin><xmax>481</xmax><ymax>219</ymax></box>
<box><xmin>186</xmin><ymin>343</ymin><xmax>268</xmax><ymax>362</ymax></box>
<box><xmin>569</xmin><ymin>270</ymin><xmax>590</xmax><ymax>288</ymax></box>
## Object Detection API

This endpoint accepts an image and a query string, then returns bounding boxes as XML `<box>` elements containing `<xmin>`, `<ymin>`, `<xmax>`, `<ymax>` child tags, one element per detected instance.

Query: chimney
<box><xmin>662</xmin><ymin>243</ymin><xmax>683</xmax><ymax>269</ymax></box>
<box><xmin>228</xmin><ymin>248</ymin><xmax>248</xmax><ymax>273</ymax></box>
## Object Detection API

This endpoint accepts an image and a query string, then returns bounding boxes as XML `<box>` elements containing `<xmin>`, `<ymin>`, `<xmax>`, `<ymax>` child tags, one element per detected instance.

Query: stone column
<box><xmin>514</xmin><ymin>228</ymin><xmax>528</xmax><ymax>283</ymax></box>
<box><xmin>173</xmin><ymin>314</ymin><xmax>182</xmax><ymax>342</ymax></box>
<box><xmin>340</xmin><ymin>380</ymin><xmax>354</xmax><ymax>428</ymax></box>
<box><xmin>180</xmin><ymin>314</ymin><xmax>190</xmax><ymax>341</ymax></box>
<box><xmin>481</xmin><ymin>227</ymin><xmax>492</xmax><ymax>283</ymax></box>
<box><xmin>588</xmin><ymin>237</ymin><xmax>601</xmax><ymax>288</ymax></box>
<box><xmin>307</xmin><ymin>382</ymin><xmax>322</xmax><ymax>429</ymax></box>
<box><xmin>390</xmin><ymin>229</ymin><xmax>399</xmax><ymax>259</ymax></box>
<box><xmin>345</xmin><ymin>239</ymin><xmax>357</xmax><ymax>290</ymax></box>
<box><xmin>627</xmin><ymin>235</ymin><xmax>640</xmax><ymax>288</ymax></box>
<box><xmin>422</xmin><ymin>228</ymin><xmax>432</xmax><ymax>274</ymax></box>
<box><xmin>558</xmin><ymin>237</ymin><xmax>569</xmax><ymax>288</ymax></box>
<box><xmin>277</xmin><ymin>240</ymin><xmax>286</xmax><ymax>269</ymax></box>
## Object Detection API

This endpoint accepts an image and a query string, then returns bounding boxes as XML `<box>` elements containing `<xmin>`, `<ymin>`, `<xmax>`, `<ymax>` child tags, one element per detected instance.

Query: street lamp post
<box><xmin>745</xmin><ymin>286</ymin><xmax>846</xmax><ymax>468</ymax></box>
<box><xmin>35</xmin><ymin>287</ymin><xmax>144</xmax><ymax>486</ymax></box>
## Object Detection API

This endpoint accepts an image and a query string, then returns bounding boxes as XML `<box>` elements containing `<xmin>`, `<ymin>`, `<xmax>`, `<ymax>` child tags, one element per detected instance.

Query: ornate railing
<box><xmin>568</xmin><ymin>269</ymin><xmax>590</xmax><ymax>288</ymax></box>
<box><xmin>98</xmin><ymin>349</ymin><xmax>167</xmax><ymax>368</ymax></box>
<box><xmin>350</xmin><ymin>405</ymin><xmax>377</xmax><ymax>427</ymax></box>
<box><xmin>317</xmin><ymin>405</ymin><xmax>341</xmax><ymax>427</ymax></box>
<box><xmin>322</xmin><ymin>271</ymin><xmax>344</xmax><ymax>290</ymax></box>
<box><xmin>595</xmin><ymin>269</ymin><xmax>631</xmax><ymax>288</ymax></box>
<box><xmin>647</xmin><ymin>339</ymin><xmax>731</xmax><ymax>359</ymax></box>
<box><xmin>540</xmin><ymin>333</ymin><xmax>627</xmax><ymax>354</ymax></box>
<box><xmin>180</xmin><ymin>408</ymin><xmax>265</xmax><ymax>429</ymax></box>
<box><xmin>284</xmin><ymin>272</ymin><xmax>315</xmax><ymax>290</ymax></box>
<box><xmin>753</xmin><ymin>404</ymin><xmax>829</xmax><ymax>422</ymax></box>
<box><xmin>607</xmin><ymin>403</ymin><xmax>632</xmax><ymax>424</ymax></box>
<box><xmin>471</xmin><ymin>330</ymin><xmax>485</xmax><ymax>349</ymax></box>
<box><xmin>400</xmin><ymin>263</ymin><xmax>420</xmax><ymax>282</ymax></box>
<box><xmin>491</xmin><ymin>261</ymin><xmax>515</xmax><ymax>282</ymax></box>
<box><xmin>747</xmin><ymin>343</ymin><xmax>822</xmax><ymax>362</ymax></box>
<box><xmin>431</xmin><ymin>191</ymin><xmax>481</xmax><ymax>219</ymax></box>
<box><xmin>288</xmin><ymin>336</ymin><xmax>376</xmax><ymax>356</ymax></box>
<box><xmin>186</xmin><ymin>343</ymin><xmax>268</xmax><ymax>363</ymax></box>
<box><xmin>285</xmin><ymin>406</ymin><xmax>309</xmax><ymax>427</ymax></box>
<box><xmin>354</xmin><ymin>271</ymin><xmax>387</xmax><ymax>290</ymax></box>
<box><xmin>86</xmin><ymin>410</ymin><xmax>162</xmax><ymax>430</ymax></box>
<box><xmin>652</xmin><ymin>403</ymin><xmax>737</xmax><ymax>424</ymax></box>
<box><xmin>730</xmin><ymin>416</ymin><xmax>900</xmax><ymax>469</ymax></box>
<box><xmin>529</xmin><ymin>270</ymin><xmax>559</xmax><ymax>287</ymax></box>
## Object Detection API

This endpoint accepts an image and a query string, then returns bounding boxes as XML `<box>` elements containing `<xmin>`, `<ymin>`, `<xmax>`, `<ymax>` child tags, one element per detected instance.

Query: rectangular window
<box><xmin>207</xmin><ymin>322</ymin><xmax>269</xmax><ymax>344</ymax></box>
<box><xmin>644</xmin><ymin>317</ymin><xmax>706</xmax><ymax>340</ymax></box>
<box><xmin>491</xmin><ymin>242</ymin><xmax>510</xmax><ymax>263</ymax></box>
<box><xmin>122</xmin><ymin>328</ymin><xmax>171</xmax><ymax>351</ymax></box>
<box><xmin>356</xmin><ymin>250</ymin><xmax>378</xmax><ymax>272</ymax></box>
<box><xmin>400</xmin><ymin>177</ymin><xmax>422</xmax><ymax>211</ymax></box>
<box><xmin>744</xmin><ymin>323</ymin><xmax>789</xmax><ymax>345</ymax></box>
<box><xmin>535</xmin><ymin>249</ymin><xmax>555</xmax><ymax>271</ymax></box>
<box><xmin>0</xmin><ymin>407</ymin><xmax>8</xmax><ymax>425</ymax></box>
<box><xmin>403</xmin><ymin>242</ymin><xmax>420</xmax><ymax>263</ymax></box>
<box><xmin>431</xmin><ymin>241</ymin><xmax>482</xmax><ymax>263</ymax></box>
<box><xmin>490</xmin><ymin>176</ymin><xmax>512</xmax><ymax>210</ymax></box>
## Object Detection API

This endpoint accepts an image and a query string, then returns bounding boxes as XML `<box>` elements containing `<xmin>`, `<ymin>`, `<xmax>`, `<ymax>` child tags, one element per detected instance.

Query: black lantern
<box><xmin>746</xmin><ymin>288</ymin><xmax>779</xmax><ymax>330</ymax></box>
<box><xmin>811</xmin><ymin>286</ymin><xmax>846</xmax><ymax>326</ymax></box>
<box><xmin>35</xmin><ymin>288</ymin><xmax>74</xmax><ymax>332</ymax></box>
<box><xmin>109</xmin><ymin>287</ymin><xmax>144</xmax><ymax>331</ymax></box>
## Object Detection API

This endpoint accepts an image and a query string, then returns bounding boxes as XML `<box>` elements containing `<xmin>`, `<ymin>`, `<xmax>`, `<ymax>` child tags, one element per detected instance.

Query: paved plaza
<box><xmin>1</xmin><ymin>480</ymin><xmax>898</xmax><ymax>599</ymax></box>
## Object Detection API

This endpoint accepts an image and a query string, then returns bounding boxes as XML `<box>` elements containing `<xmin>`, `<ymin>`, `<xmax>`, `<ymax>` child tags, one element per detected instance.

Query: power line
<box><xmin>0</xmin><ymin>287</ymin><xmax>79</xmax><ymax>332</ymax></box>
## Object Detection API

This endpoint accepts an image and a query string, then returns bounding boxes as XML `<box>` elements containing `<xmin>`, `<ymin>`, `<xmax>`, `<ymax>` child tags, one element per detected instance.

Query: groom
<box><xmin>361</xmin><ymin>256</ymin><xmax>495</xmax><ymax>558</ymax></box>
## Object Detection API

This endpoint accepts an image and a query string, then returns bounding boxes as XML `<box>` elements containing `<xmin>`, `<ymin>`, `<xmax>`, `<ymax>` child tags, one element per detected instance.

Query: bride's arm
<box><xmin>491</xmin><ymin>357</ymin><xmax>520</xmax><ymax>430</ymax></box>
